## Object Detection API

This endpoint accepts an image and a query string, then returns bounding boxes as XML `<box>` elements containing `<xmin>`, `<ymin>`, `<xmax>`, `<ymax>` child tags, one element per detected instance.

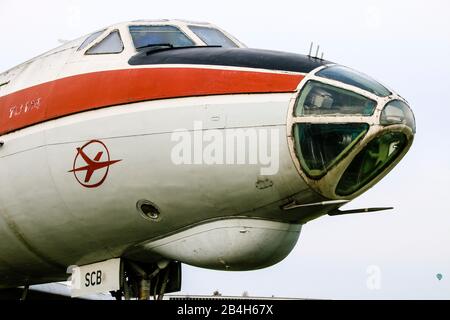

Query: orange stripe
<box><xmin>0</xmin><ymin>68</ymin><xmax>303</xmax><ymax>135</ymax></box>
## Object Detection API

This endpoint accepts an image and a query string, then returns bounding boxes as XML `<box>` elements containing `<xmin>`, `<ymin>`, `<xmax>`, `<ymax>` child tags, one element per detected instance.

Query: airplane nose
<box><xmin>288</xmin><ymin>65</ymin><xmax>415</xmax><ymax>200</ymax></box>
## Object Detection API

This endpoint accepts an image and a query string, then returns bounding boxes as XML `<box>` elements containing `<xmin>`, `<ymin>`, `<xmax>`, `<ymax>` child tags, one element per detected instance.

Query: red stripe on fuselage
<box><xmin>0</xmin><ymin>68</ymin><xmax>303</xmax><ymax>135</ymax></box>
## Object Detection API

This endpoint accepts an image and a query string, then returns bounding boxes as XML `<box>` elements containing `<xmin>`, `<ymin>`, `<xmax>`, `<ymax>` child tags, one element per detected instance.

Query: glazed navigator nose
<box><xmin>288</xmin><ymin>64</ymin><xmax>415</xmax><ymax>200</ymax></box>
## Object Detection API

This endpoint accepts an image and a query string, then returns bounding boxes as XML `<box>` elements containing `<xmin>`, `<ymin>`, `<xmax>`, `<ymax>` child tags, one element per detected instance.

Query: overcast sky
<box><xmin>1</xmin><ymin>0</ymin><xmax>449</xmax><ymax>299</ymax></box>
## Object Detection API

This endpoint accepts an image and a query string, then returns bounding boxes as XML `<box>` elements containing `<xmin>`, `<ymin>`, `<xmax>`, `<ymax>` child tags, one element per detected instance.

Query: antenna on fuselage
<box><xmin>308</xmin><ymin>42</ymin><xmax>325</xmax><ymax>60</ymax></box>
<box><xmin>308</xmin><ymin>42</ymin><xmax>313</xmax><ymax>56</ymax></box>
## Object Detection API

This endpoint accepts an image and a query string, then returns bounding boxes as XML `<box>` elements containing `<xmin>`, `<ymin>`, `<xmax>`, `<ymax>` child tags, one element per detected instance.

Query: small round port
<box><xmin>136</xmin><ymin>200</ymin><xmax>161</xmax><ymax>221</ymax></box>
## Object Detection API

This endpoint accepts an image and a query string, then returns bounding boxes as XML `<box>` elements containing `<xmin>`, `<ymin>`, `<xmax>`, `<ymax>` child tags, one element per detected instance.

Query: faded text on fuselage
<box><xmin>9</xmin><ymin>97</ymin><xmax>42</xmax><ymax>119</ymax></box>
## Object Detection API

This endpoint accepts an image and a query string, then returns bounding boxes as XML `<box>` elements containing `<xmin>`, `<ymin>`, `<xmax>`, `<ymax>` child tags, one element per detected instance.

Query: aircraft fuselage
<box><xmin>0</xmin><ymin>20</ymin><xmax>415</xmax><ymax>290</ymax></box>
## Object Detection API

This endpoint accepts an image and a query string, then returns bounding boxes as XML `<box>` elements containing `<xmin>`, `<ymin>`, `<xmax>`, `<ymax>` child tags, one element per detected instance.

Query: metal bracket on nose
<box><xmin>283</xmin><ymin>199</ymin><xmax>349</xmax><ymax>211</ymax></box>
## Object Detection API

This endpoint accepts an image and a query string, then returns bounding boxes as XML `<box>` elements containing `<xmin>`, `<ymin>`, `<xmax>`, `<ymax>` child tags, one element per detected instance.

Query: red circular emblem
<box><xmin>69</xmin><ymin>140</ymin><xmax>121</xmax><ymax>188</ymax></box>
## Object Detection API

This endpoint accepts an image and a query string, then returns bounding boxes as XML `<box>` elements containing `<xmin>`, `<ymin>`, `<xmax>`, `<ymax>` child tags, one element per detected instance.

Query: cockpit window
<box><xmin>129</xmin><ymin>25</ymin><xmax>195</xmax><ymax>49</ymax></box>
<box><xmin>294</xmin><ymin>123</ymin><xmax>369</xmax><ymax>178</ymax></box>
<box><xmin>78</xmin><ymin>30</ymin><xmax>105</xmax><ymax>51</ymax></box>
<box><xmin>336</xmin><ymin>132</ymin><xmax>407</xmax><ymax>195</ymax></box>
<box><xmin>380</xmin><ymin>100</ymin><xmax>416</xmax><ymax>133</ymax></box>
<box><xmin>316</xmin><ymin>65</ymin><xmax>391</xmax><ymax>97</ymax></box>
<box><xmin>188</xmin><ymin>26</ymin><xmax>238</xmax><ymax>48</ymax></box>
<box><xmin>85</xmin><ymin>30</ymin><xmax>124</xmax><ymax>55</ymax></box>
<box><xmin>294</xmin><ymin>81</ymin><xmax>377</xmax><ymax>116</ymax></box>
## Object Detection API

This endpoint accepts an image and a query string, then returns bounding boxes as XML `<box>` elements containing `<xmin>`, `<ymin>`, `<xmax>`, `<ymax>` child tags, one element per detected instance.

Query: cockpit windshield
<box><xmin>188</xmin><ymin>26</ymin><xmax>238</xmax><ymax>48</ymax></box>
<box><xmin>129</xmin><ymin>25</ymin><xmax>195</xmax><ymax>50</ymax></box>
<box><xmin>78</xmin><ymin>30</ymin><xmax>105</xmax><ymax>51</ymax></box>
<box><xmin>316</xmin><ymin>65</ymin><xmax>391</xmax><ymax>97</ymax></box>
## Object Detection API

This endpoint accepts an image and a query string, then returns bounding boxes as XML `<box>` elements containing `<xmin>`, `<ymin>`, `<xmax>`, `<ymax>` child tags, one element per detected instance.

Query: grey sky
<box><xmin>1</xmin><ymin>0</ymin><xmax>449</xmax><ymax>299</ymax></box>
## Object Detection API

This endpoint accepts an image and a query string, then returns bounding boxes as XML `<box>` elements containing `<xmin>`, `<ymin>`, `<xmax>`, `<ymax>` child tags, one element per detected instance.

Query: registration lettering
<box><xmin>9</xmin><ymin>97</ymin><xmax>42</xmax><ymax>119</ymax></box>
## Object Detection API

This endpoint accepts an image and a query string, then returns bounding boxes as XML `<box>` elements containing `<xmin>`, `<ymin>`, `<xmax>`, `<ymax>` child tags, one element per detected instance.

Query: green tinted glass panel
<box><xmin>293</xmin><ymin>123</ymin><xmax>369</xmax><ymax>178</ymax></box>
<box><xmin>336</xmin><ymin>132</ymin><xmax>407</xmax><ymax>196</ymax></box>
<box><xmin>294</xmin><ymin>81</ymin><xmax>377</xmax><ymax>116</ymax></box>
